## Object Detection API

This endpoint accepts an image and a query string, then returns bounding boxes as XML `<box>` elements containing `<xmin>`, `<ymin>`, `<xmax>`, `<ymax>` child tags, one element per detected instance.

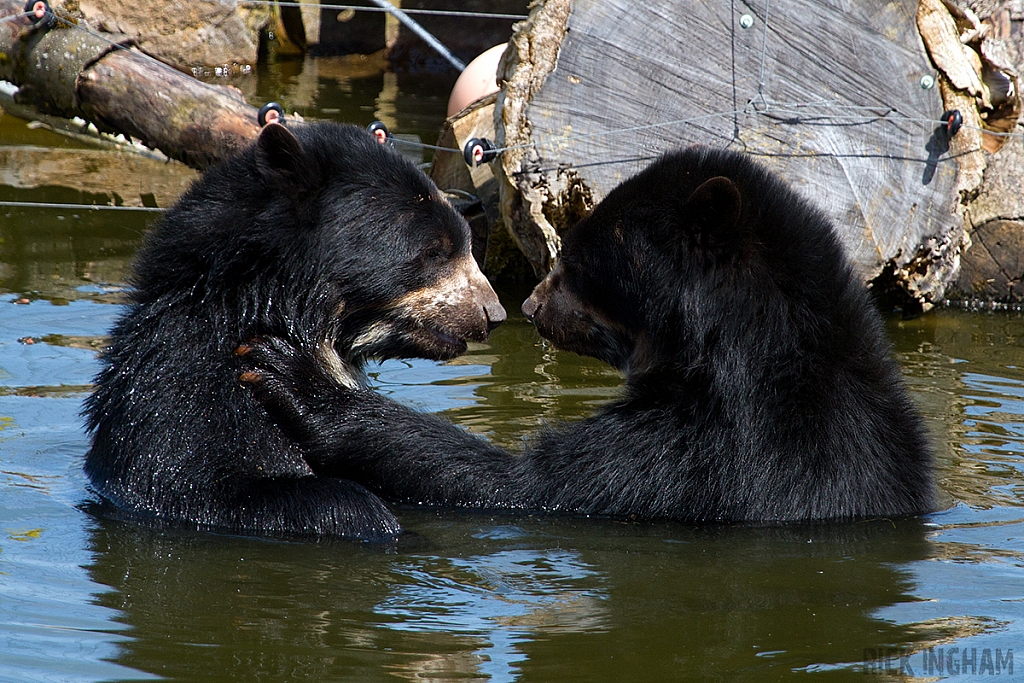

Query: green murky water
<box><xmin>1</xmin><ymin>54</ymin><xmax>1023</xmax><ymax>682</ymax></box>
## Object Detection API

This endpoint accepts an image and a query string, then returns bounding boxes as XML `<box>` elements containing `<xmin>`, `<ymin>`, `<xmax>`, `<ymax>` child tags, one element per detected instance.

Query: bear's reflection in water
<box><xmin>85</xmin><ymin>510</ymin><xmax>934</xmax><ymax>682</ymax></box>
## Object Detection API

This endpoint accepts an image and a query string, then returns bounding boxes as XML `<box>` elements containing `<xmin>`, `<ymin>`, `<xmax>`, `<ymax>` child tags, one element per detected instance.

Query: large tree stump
<box><xmin>492</xmin><ymin>0</ymin><xmax>1022</xmax><ymax>307</ymax></box>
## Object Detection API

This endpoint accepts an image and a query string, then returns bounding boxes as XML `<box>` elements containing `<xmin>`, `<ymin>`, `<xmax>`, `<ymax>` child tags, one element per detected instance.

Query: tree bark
<box><xmin>941</xmin><ymin>0</ymin><xmax>1024</xmax><ymax>304</ymax></box>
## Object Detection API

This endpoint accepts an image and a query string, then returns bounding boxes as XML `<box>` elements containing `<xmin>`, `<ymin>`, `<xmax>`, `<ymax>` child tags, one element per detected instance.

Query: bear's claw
<box><xmin>239</xmin><ymin>370</ymin><xmax>262</xmax><ymax>384</ymax></box>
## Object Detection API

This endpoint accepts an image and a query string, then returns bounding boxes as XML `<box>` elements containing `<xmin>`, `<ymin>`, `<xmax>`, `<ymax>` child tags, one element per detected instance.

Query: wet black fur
<box><xmin>83</xmin><ymin>122</ymin><xmax>480</xmax><ymax>540</ymax></box>
<box><xmin>246</xmin><ymin>146</ymin><xmax>935</xmax><ymax>523</ymax></box>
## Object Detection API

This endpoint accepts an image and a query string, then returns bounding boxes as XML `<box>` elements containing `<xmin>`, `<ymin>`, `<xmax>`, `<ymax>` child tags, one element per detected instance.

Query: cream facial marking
<box><xmin>393</xmin><ymin>254</ymin><xmax>482</xmax><ymax>315</ymax></box>
<box><xmin>350</xmin><ymin>321</ymin><xmax>399</xmax><ymax>356</ymax></box>
<box><xmin>315</xmin><ymin>339</ymin><xmax>360</xmax><ymax>389</ymax></box>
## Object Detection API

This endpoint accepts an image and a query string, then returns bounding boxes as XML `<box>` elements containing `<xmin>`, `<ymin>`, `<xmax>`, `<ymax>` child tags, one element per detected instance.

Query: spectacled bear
<box><xmin>83</xmin><ymin>122</ymin><xmax>506</xmax><ymax>540</ymax></box>
<box><xmin>241</xmin><ymin>145</ymin><xmax>935</xmax><ymax>522</ymax></box>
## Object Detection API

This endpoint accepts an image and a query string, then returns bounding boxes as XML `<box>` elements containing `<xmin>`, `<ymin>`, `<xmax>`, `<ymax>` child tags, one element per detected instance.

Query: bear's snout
<box><xmin>522</xmin><ymin>266</ymin><xmax>555</xmax><ymax>322</ymax></box>
<box><xmin>521</xmin><ymin>294</ymin><xmax>541</xmax><ymax>321</ymax></box>
<box><xmin>485</xmin><ymin>299</ymin><xmax>506</xmax><ymax>331</ymax></box>
<box><xmin>466</xmin><ymin>258</ymin><xmax>506</xmax><ymax>335</ymax></box>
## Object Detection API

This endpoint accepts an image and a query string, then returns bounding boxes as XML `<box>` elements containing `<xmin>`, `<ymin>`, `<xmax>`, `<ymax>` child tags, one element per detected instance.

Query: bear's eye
<box><xmin>422</xmin><ymin>244</ymin><xmax>450</xmax><ymax>262</ymax></box>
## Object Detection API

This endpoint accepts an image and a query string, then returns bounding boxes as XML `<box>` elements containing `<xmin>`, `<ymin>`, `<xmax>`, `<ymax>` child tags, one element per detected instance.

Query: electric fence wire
<box><xmin>16</xmin><ymin>4</ymin><xmax>1024</xmax><ymax>156</ymax></box>
<box><xmin>484</xmin><ymin>100</ymin><xmax>1006</xmax><ymax>163</ymax></box>
<box><xmin>473</xmin><ymin>0</ymin><xmax>1022</xmax><ymax>166</ymax></box>
<box><xmin>0</xmin><ymin>200</ymin><xmax>166</xmax><ymax>212</ymax></box>
<box><xmin>752</xmin><ymin>0</ymin><xmax>771</xmax><ymax>111</ymax></box>
<box><xmin>0</xmin><ymin>9</ymin><xmax>28</xmax><ymax>23</ymax></box>
<box><xmin>6</xmin><ymin>5</ymin><xmax>482</xmax><ymax>167</ymax></box>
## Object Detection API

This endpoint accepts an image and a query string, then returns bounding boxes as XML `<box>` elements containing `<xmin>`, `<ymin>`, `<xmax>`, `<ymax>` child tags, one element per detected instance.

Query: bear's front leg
<box><xmin>237</xmin><ymin>335</ymin><xmax>399</xmax><ymax>479</ymax></box>
<box><xmin>238</xmin><ymin>335</ymin><xmax>518</xmax><ymax>508</ymax></box>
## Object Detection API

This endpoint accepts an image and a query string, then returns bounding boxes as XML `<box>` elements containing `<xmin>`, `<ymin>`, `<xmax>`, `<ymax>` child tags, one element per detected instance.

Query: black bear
<box><xmin>242</xmin><ymin>145</ymin><xmax>935</xmax><ymax>522</ymax></box>
<box><xmin>83</xmin><ymin>122</ymin><xmax>506</xmax><ymax>540</ymax></box>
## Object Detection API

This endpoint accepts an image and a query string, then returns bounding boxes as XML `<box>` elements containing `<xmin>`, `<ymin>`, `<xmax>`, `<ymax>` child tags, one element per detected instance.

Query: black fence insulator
<box><xmin>257</xmin><ymin>102</ymin><xmax>285</xmax><ymax>127</ymax></box>
<box><xmin>25</xmin><ymin>0</ymin><xmax>55</xmax><ymax>29</ymax></box>
<box><xmin>463</xmin><ymin>137</ymin><xmax>497</xmax><ymax>167</ymax></box>
<box><xmin>367</xmin><ymin>121</ymin><xmax>390</xmax><ymax>145</ymax></box>
<box><xmin>941</xmin><ymin>109</ymin><xmax>963</xmax><ymax>138</ymax></box>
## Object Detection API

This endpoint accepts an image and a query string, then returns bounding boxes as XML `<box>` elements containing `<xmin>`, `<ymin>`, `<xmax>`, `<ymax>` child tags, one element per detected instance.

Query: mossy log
<box><xmin>0</xmin><ymin>0</ymin><xmax>262</xmax><ymax>169</ymax></box>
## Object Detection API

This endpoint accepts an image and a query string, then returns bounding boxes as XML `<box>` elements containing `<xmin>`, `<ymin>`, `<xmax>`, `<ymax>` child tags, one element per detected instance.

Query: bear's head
<box><xmin>522</xmin><ymin>146</ymin><xmax>851</xmax><ymax>374</ymax></box>
<box><xmin>138</xmin><ymin>122</ymin><xmax>505</xmax><ymax>369</ymax></box>
<box><xmin>259</xmin><ymin>123</ymin><xmax>507</xmax><ymax>363</ymax></box>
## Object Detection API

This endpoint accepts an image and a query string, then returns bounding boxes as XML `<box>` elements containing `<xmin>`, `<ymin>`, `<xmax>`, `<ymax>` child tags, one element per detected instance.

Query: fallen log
<box><xmin>0</xmin><ymin>0</ymin><xmax>263</xmax><ymax>169</ymax></box>
<box><xmin>488</xmin><ymin>0</ymin><xmax>1024</xmax><ymax>308</ymax></box>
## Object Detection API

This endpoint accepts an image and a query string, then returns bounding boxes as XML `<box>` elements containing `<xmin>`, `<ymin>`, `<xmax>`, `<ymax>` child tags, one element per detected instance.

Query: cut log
<box><xmin>491</xmin><ymin>0</ymin><xmax>1022</xmax><ymax>307</ymax></box>
<box><xmin>77</xmin><ymin>50</ymin><xmax>262</xmax><ymax>169</ymax></box>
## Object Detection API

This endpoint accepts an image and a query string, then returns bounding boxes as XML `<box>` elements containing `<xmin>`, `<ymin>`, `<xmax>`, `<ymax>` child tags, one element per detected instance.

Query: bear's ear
<box><xmin>678</xmin><ymin>176</ymin><xmax>744</xmax><ymax>251</ymax></box>
<box><xmin>255</xmin><ymin>123</ymin><xmax>308</xmax><ymax>188</ymax></box>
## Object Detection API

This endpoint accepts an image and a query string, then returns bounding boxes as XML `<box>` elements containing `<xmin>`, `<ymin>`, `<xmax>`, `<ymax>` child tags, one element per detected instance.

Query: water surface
<box><xmin>1</xmin><ymin>54</ymin><xmax>1022</xmax><ymax>682</ymax></box>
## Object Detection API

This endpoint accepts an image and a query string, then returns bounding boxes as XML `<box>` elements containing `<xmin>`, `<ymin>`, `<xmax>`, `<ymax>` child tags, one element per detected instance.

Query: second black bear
<box><xmin>243</xmin><ymin>146</ymin><xmax>935</xmax><ymax>522</ymax></box>
<box><xmin>83</xmin><ymin>122</ymin><xmax>505</xmax><ymax>540</ymax></box>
